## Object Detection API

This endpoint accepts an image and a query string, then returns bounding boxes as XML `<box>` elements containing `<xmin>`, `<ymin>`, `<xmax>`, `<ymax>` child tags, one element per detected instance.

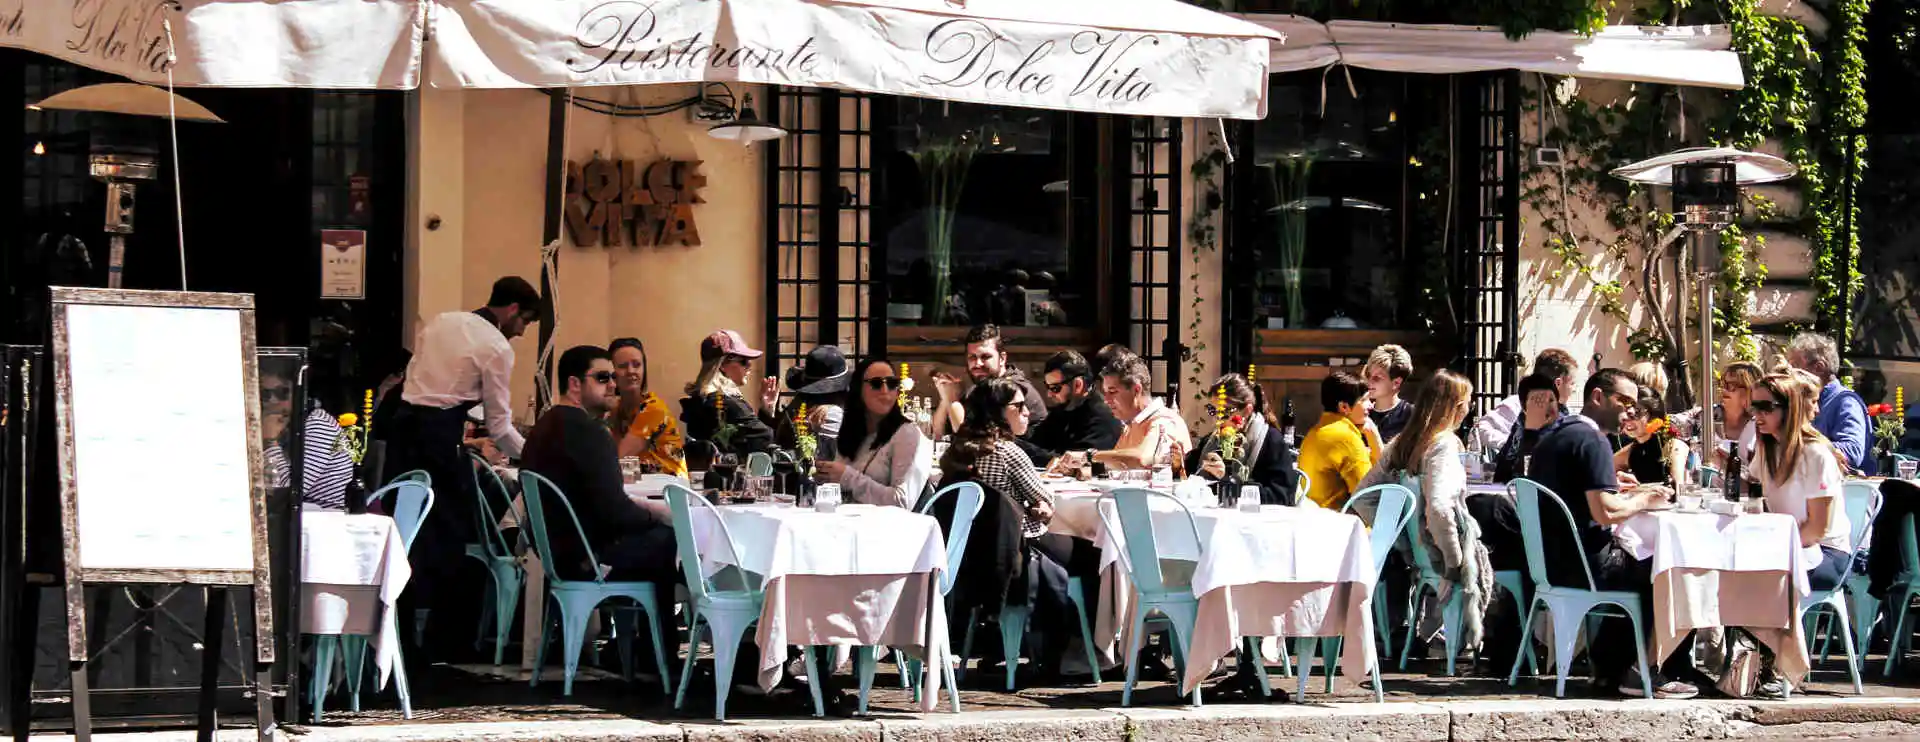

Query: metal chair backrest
<box><xmin>390</xmin><ymin>469</ymin><xmax>431</xmax><ymax>487</ymax></box>
<box><xmin>1841</xmin><ymin>480</ymin><xmax>1881</xmax><ymax>556</ymax></box>
<box><xmin>745</xmin><ymin>451</ymin><xmax>774</xmax><ymax>477</ymax></box>
<box><xmin>915</xmin><ymin>481</ymin><xmax>985</xmax><ymax>596</ymax></box>
<box><xmin>1508</xmin><ymin>477</ymin><xmax>1599</xmax><ymax>592</ymax></box>
<box><xmin>1396</xmin><ymin>474</ymin><xmax>1441</xmax><ymax>576</ymax></box>
<box><xmin>375</xmin><ymin>478</ymin><xmax>434</xmax><ymax>553</ymax></box>
<box><xmin>1294</xmin><ymin>469</ymin><xmax>1313</xmax><ymax>499</ymax></box>
<box><xmin>664</xmin><ymin>483</ymin><xmax>757</xmax><ymax>603</ymax></box>
<box><xmin>518</xmin><ymin>469</ymin><xmax>610</xmax><ymax>586</ymax></box>
<box><xmin>1342</xmin><ymin>483</ymin><xmax>1415</xmax><ymax>581</ymax></box>
<box><xmin>1099</xmin><ymin>487</ymin><xmax>1204</xmax><ymax>595</ymax></box>
<box><xmin>468</xmin><ymin>454</ymin><xmax>516</xmax><ymax>559</ymax></box>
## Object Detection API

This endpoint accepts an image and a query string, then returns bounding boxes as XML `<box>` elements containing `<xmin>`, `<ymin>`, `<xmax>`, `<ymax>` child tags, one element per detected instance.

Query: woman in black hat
<box><xmin>774</xmin><ymin>345</ymin><xmax>851</xmax><ymax>452</ymax></box>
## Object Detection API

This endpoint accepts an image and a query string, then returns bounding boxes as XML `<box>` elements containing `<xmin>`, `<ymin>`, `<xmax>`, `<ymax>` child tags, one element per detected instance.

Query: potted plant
<box><xmin>909</xmin><ymin>130</ymin><xmax>980</xmax><ymax>324</ymax></box>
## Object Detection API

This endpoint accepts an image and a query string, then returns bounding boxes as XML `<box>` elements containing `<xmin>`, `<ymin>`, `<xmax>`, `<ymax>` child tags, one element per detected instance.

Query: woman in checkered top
<box><xmin>939</xmin><ymin>377</ymin><xmax>1056</xmax><ymax>536</ymax></box>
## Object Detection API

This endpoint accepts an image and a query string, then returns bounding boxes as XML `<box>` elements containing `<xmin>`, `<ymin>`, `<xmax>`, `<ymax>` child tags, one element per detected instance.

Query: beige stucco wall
<box><xmin>407</xmin><ymin>85</ymin><xmax>767</xmax><ymax>427</ymax></box>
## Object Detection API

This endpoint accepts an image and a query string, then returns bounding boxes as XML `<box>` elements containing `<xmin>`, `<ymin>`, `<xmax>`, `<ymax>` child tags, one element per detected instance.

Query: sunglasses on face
<box><xmin>262</xmin><ymin>386</ymin><xmax>292</xmax><ymax>402</ymax></box>
<box><xmin>864</xmin><ymin>377</ymin><xmax>901</xmax><ymax>391</ymax></box>
<box><xmin>1045</xmin><ymin>381</ymin><xmax>1069</xmax><ymax>394</ymax></box>
<box><xmin>1749</xmin><ymin>399</ymin><xmax>1782</xmax><ymax>414</ymax></box>
<box><xmin>585</xmin><ymin>371</ymin><xmax>617</xmax><ymax>384</ymax></box>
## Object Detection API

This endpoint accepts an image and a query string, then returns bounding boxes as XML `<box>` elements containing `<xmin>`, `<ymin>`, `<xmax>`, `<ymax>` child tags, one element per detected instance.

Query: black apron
<box><xmin>383</xmin><ymin>399</ymin><xmax>485</xmax><ymax>662</ymax></box>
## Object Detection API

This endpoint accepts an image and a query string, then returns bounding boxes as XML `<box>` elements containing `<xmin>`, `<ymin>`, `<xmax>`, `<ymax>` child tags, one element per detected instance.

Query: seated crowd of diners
<box><xmin>283</xmin><ymin>308</ymin><xmax>1916</xmax><ymax>706</ymax></box>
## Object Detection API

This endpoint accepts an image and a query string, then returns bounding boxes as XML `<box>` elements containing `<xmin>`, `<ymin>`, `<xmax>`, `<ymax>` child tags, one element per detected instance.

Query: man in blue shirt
<box><xmin>1789</xmin><ymin>332</ymin><xmax>1874</xmax><ymax>475</ymax></box>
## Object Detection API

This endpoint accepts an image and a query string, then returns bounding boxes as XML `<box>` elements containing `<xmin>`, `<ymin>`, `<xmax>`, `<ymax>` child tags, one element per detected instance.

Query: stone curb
<box><xmin>33</xmin><ymin>697</ymin><xmax>1920</xmax><ymax>742</ymax></box>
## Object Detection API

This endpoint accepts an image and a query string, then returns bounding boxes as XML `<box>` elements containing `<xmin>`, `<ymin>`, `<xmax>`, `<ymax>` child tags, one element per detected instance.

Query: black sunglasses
<box><xmin>261</xmin><ymin>386</ymin><xmax>292</xmax><ymax>402</ymax></box>
<box><xmin>585</xmin><ymin>371</ymin><xmax>617</xmax><ymax>384</ymax></box>
<box><xmin>864</xmin><ymin>377</ymin><xmax>902</xmax><ymax>391</ymax></box>
<box><xmin>1749</xmin><ymin>399</ymin><xmax>1782</xmax><ymax>414</ymax></box>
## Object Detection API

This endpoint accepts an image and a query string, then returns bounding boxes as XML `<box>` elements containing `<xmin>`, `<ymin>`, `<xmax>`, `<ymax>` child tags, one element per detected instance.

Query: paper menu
<box><xmin>64</xmin><ymin>303</ymin><xmax>257</xmax><ymax>572</ymax></box>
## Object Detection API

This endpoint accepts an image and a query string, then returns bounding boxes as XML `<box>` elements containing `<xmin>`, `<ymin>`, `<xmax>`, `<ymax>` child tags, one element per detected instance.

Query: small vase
<box><xmin>344</xmin><ymin>476</ymin><xmax>368</xmax><ymax>515</ymax></box>
<box><xmin>1213</xmin><ymin>464</ymin><xmax>1245</xmax><ymax>508</ymax></box>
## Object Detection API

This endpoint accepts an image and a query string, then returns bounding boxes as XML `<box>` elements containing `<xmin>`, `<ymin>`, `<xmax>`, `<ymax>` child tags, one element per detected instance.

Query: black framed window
<box><xmin>874</xmin><ymin>99</ymin><xmax>1100</xmax><ymax>328</ymax></box>
<box><xmin>1239</xmin><ymin>69</ymin><xmax>1441</xmax><ymax>331</ymax></box>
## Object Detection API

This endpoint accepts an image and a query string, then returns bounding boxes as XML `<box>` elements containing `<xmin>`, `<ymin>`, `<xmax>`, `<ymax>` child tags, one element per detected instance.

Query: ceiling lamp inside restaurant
<box><xmin>708</xmin><ymin>94</ymin><xmax>786</xmax><ymax>144</ymax></box>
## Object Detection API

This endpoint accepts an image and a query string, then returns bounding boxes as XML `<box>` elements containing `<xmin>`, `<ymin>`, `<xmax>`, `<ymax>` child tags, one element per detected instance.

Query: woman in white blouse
<box><xmin>813</xmin><ymin>358</ymin><xmax>931</xmax><ymax>508</ymax></box>
<box><xmin>1749</xmin><ymin>372</ymin><xmax>1853</xmax><ymax>592</ymax></box>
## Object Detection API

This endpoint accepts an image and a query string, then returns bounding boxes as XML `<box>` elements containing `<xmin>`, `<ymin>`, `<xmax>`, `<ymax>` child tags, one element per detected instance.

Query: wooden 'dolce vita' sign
<box><xmin>564</xmin><ymin>157</ymin><xmax>707</xmax><ymax>248</ymax></box>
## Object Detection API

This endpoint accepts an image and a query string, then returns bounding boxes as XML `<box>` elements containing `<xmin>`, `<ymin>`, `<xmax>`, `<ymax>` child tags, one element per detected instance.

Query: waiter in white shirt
<box><xmin>384</xmin><ymin>275</ymin><xmax>541</xmax><ymax>665</ymax></box>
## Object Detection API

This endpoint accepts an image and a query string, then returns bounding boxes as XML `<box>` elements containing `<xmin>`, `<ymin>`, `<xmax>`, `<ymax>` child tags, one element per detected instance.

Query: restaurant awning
<box><xmin>1</xmin><ymin>0</ymin><xmax>1281</xmax><ymax>119</ymax></box>
<box><xmin>1243</xmin><ymin>14</ymin><xmax>1746</xmax><ymax>89</ymax></box>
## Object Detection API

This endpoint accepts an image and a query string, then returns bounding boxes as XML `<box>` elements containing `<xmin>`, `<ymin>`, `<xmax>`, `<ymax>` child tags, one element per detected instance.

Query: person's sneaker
<box><xmin>1617</xmin><ymin>670</ymin><xmax>1700</xmax><ymax>699</ymax></box>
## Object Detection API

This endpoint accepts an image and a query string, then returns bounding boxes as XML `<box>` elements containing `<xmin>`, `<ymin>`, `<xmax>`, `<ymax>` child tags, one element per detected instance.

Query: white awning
<box><xmin>1243</xmin><ymin>15</ymin><xmax>1746</xmax><ymax>90</ymax></box>
<box><xmin>2</xmin><ymin>0</ymin><xmax>1280</xmax><ymax>119</ymax></box>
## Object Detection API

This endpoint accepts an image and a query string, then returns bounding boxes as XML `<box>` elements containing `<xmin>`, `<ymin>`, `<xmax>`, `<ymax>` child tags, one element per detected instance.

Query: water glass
<box><xmin>1899</xmin><ymin>459</ymin><xmax>1918</xmax><ymax>480</ymax></box>
<box><xmin>815</xmin><ymin>482</ymin><xmax>842</xmax><ymax>513</ymax></box>
<box><xmin>619</xmin><ymin>457</ymin><xmax>641</xmax><ymax>484</ymax></box>
<box><xmin>1238</xmin><ymin>484</ymin><xmax>1263</xmax><ymax>513</ymax></box>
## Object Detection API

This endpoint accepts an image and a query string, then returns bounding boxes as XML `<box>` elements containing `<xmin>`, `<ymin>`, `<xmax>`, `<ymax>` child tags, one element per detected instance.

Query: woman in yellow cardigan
<box><xmin>1298</xmin><ymin>370</ymin><xmax>1383</xmax><ymax>509</ymax></box>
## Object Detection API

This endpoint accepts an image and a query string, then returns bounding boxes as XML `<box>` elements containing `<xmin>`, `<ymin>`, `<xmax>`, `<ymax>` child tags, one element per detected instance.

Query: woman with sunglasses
<box><xmin>813</xmin><ymin>359</ymin><xmax>931</xmax><ymax>508</ymax></box>
<box><xmin>1612</xmin><ymin>389</ymin><xmax>1688</xmax><ymax>487</ymax></box>
<box><xmin>1746</xmin><ymin>373</ymin><xmax>1853</xmax><ymax>696</ymax></box>
<box><xmin>681</xmin><ymin>329</ymin><xmax>778</xmax><ymax>454</ymax></box>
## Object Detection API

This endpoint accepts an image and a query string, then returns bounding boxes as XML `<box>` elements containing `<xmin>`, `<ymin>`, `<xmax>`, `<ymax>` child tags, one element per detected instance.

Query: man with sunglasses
<box><xmin>1021</xmin><ymin>350</ymin><xmax>1123</xmax><ymax>467</ymax></box>
<box><xmin>522</xmin><ymin>346</ymin><xmax>678</xmax><ymax>676</ymax></box>
<box><xmin>1528</xmin><ymin>368</ymin><xmax>1699</xmax><ymax>698</ymax></box>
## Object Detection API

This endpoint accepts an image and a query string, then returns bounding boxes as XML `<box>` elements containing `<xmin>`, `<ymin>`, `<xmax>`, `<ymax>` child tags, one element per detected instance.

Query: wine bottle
<box><xmin>1281</xmin><ymin>398</ymin><xmax>1297</xmax><ymax>448</ymax></box>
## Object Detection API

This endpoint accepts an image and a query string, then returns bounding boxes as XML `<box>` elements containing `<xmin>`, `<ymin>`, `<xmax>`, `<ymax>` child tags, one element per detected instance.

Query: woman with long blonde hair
<box><xmin>1359</xmin><ymin>370</ymin><xmax>1492</xmax><ymax>660</ymax></box>
<box><xmin>1747</xmin><ymin>373</ymin><xmax>1853</xmax><ymax>696</ymax></box>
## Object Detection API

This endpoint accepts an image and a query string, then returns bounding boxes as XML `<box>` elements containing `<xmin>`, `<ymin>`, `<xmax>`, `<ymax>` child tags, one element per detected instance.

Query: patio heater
<box><xmin>88</xmin><ymin>148</ymin><xmax>157</xmax><ymax>289</ymax></box>
<box><xmin>1611</xmin><ymin>147</ymin><xmax>1796</xmax><ymax>459</ymax></box>
<box><xmin>27</xmin><ymin>82</ymin><xmax>226</xmax><ymax>289</ymax></box>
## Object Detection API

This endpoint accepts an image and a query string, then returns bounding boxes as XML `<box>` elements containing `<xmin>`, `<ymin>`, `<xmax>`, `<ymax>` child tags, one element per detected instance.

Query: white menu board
<box><xmin>63</xmin><ymin>301</ymin><xmax>258</xmax><ymax>573</ymax></box>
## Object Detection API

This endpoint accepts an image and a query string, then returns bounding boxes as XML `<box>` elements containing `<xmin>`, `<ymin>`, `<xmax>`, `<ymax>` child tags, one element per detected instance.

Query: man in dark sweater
<box><xmin>1021</xmin><ymin>350</ymin><xmax>1124</xmax><ymax>467</ymax></box>
<box><xmin>522</xmin><ymin>345</ymin><xmax>677</xmax><ymax>585</ymax></box>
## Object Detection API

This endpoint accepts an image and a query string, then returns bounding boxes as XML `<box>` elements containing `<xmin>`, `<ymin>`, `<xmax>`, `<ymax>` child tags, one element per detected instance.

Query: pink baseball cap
<box><xmin>701</xmin><ymin>329</ymin><xmax>763</xmax><ymax>360</ymax></box>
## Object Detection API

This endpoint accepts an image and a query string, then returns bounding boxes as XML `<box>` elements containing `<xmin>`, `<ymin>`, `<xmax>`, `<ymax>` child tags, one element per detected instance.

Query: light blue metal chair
<box><xmin>1098</xmin><ymin>487</ymin><xmax>1207</xmax><ymax>707</ymax></box>
<box><xmin>857</xmin><ymin>482</ymin><xmax>983</xmax><ymax>713</ymax></box>
<box><xmin>745</xmin><ymin>451</ymin><xmax>775</xmax><ymax>477</ymax></box>
<box><xmin>665</xmin><ymin>484</ymin><xmax>827</xmax><ymax>719</ymax></box>
<box><xmin>1293</xmin><ymin>483</ymin><xmax>1410</xmax><ymax>701</ymax></box>
<box><xmin>1801</xmin><ymin>480</ymin><xmax>1878</xmax><ymax>693</ymax></box>
<box><xmin>520</xmin><ymin>471</ymin><xmax>673</xmax><ymax>697</ymax></box>
<box><xmin>1880</xmin><ymin>511</ymin><xmax>1920</xmax><ymax>676</ymax></box>
<box><xmin>465</xmin><ymin>454</ymin><xmax>526</xmax><ymax>666</ymax></box>
<box><xmin>1505</xmin><ymin>478</ymin><xmax>1654</xmax><ymax>698</ymax></box>
<box><xmin>310</xmin><ymin>477</ymin><xmax>430</xmax><ymax>721</ymax></box>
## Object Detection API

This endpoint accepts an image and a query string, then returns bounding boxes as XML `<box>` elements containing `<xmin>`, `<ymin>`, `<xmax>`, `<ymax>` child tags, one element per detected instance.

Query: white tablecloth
<box><xmin>1613</xmin><ymin>510</ymin><xmax>1809</xmax><ymax>682</ymax></box>
<box><xmin>1044</xmin><ymin>482</ymin><xmax>1378</xmax><ymax>692</ymax></box>
<box><xmin>687</xmin><ymin>504</ymin><xmax>949</xmax><ymax>707</ymax></box>
<box><xmin>300</xmin><ymin>511</ymin><xmax>410</xmax><ymax>689</ymax></box>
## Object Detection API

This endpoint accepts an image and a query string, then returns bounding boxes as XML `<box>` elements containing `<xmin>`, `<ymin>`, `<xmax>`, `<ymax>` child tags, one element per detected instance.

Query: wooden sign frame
<box><xmin>48</xmin><ymin>287</ymin><xmax>275</xmax><ymax>742</ymax></box>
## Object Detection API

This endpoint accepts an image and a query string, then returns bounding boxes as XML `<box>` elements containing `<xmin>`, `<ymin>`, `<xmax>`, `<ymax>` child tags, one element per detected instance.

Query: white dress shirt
<box><xmin>402</xmin><ymin>310</ymin><xmax>524</xmax><ymax>457</ymax></box>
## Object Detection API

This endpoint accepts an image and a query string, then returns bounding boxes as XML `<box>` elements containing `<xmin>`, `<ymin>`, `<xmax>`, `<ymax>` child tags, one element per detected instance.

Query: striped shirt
<box><xmin>266</xmin><ymin>408</ymin><xmax>356</xmax><ymax>509</ymax></box>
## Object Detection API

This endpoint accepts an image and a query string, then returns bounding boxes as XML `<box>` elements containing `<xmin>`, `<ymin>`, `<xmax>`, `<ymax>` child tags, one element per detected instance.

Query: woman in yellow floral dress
<box><xmin>609</xmin><ymin>338</ymin><xmax>687</xmax><ymax>476</ymax></box>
